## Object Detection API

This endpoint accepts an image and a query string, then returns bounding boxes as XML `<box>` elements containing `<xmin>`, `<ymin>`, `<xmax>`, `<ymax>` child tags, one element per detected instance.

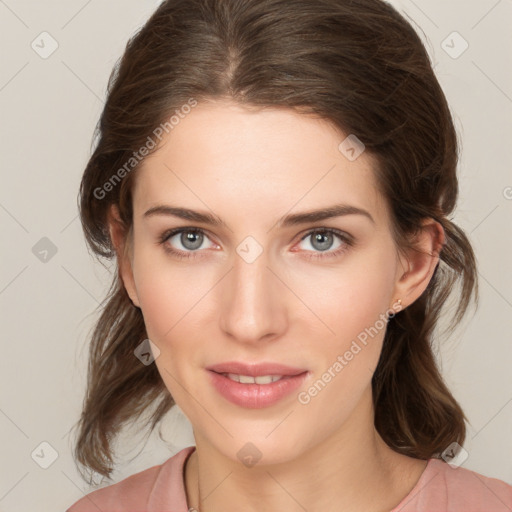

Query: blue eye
<box><xmin>171</xmin><ymin>230</ymin><xmax>208</xmax><ymax>251</ymax></box>
<box><xmin>158</xmin><ymin>227</ymin><xmax>353</xmax><ymax>261</ymax></box>
<box><xmin>159</xmin><ymin>228</ymin><xmax>215</xmax><ymax>259</ymax></box>
<box><xmin>300</xmin><ymin>230</ymin><xmax>340</xmax><ymax>251</ymax></box>
<box><xmin>296</xmin><ymin>228</ymin><xmax>353</xmax><ymax>260</ymax></box>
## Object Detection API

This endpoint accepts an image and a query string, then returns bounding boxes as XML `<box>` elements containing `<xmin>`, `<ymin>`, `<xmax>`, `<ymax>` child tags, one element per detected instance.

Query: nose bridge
<box><xmin>218</xmin><ymin>247</ymin><xmax>286</xmax><ymax>342</ymax></box>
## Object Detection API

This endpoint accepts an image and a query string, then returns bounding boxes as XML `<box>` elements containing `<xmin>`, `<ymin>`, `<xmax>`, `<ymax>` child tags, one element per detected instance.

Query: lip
<box><xmin>206</xmin><ymin>361</ymin><xmax>309</xmax><ymax>409</ymax></box>
<box><xmin>206</xmin><ymin>361</ymin><xmax>307</xmax><ymax>377</ymax></box>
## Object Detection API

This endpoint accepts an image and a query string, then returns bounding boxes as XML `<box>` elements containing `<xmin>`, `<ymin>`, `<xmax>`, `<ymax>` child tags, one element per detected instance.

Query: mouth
<box><xmin>215</xmin><ymin>373</ymin><xmax>289</xmax><ymax>384</ymax></box>
<box><xmin>206</xmin><ymin>362</ymin><xmax>309</xmax><ymax>408</ymax></box>
<box><xmin>206</xmin><ymin>360</ymin><xmax>307</xmax><ymax>377</ymax></box>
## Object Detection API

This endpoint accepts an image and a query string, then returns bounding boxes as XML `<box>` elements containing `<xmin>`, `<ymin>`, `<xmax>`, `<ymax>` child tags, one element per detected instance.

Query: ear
<box><xmin>107</xmin><ymin>204</ymin><xmax>141</xmax><ymax>308</ymax></box>
<box><xmin>392</xmin><ymin>218</ymin><xmax>445</xmax><ymax>309</ymax></box>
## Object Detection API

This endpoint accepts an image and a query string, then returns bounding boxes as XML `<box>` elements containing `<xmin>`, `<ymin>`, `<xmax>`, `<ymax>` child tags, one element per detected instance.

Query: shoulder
<box><xmin>66</xmin><ymin>446</ymin><xmax>195</xmax><ymax>512</ymax></box>
<box><xmin>394</xmin><ymin>458</ymin><xmax>512</xmax><ymax>512</ymax></box>
<box><xmin>437</xmin><ymin>460</ymin><xmax>512</xmax><ymax>510</ymax></box>
<box><xmin>65</xmin><ymin>465</ymin><xmax>161</xmax><ymax>512</ymax></box>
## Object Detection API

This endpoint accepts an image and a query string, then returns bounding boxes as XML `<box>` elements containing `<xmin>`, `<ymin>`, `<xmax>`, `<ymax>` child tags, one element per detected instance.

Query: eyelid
<box><xmin>296</xmin><ymin>226</ymin><xmax>353</xmax><ymax>244</ymax></box>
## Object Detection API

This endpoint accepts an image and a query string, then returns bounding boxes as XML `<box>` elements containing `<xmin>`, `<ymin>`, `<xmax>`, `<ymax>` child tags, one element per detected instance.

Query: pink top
<box><xmin>66</xmin><ymin>446</ymin><xmax>512</xmax><ymax>511</ymax></box>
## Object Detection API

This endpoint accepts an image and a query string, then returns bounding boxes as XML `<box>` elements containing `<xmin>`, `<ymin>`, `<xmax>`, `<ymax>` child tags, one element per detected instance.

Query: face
<box><xmin>120</xmin><ymin>98</ymin><xmax>408</xmax><ymax>465</ymax></box>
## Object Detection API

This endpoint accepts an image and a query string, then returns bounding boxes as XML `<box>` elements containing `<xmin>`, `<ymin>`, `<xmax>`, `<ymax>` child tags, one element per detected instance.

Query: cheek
<box><xmin>288</xmin><ymin>242</ymin><xmax>398</xmax><ymax>343</ymax></box>
<box><xmin>131</xmin><ymin>248</ymin><xmax>214</xmax><ymax>397</ymax></box>
<box><xmin>292</xmin><ymin>244</ymin><xmax>397</xmax><ymax>404</ymax></box>
<box><xmin>132</xmin><ymin>246</ymin><xmax>207</xmax><ymax>341</ymax></box>
<box><xmin>133</xmin><ymin>255</ymin><xmax>205</xmax><ymax>406</ymax></box>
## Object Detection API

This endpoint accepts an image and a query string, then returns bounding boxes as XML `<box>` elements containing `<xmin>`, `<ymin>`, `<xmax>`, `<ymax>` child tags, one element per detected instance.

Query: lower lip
<box><xmin>207</xmin><ymin>370</ymin><xmax>309</xmax><ymax>409</ymax></box>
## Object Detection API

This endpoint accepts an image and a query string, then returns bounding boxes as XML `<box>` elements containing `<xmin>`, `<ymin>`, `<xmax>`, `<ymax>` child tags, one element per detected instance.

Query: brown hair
<box><xmin>73</xmin><ymin>0</ymin><xmax>478</xmax><ymax>483</ymax></box>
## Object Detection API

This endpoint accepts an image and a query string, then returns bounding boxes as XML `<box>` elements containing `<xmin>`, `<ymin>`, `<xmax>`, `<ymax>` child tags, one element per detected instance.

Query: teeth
<box><xmin>224</xmin><ymin>373</ymin><xmax>283</xmax><ymax>384</ymax></box>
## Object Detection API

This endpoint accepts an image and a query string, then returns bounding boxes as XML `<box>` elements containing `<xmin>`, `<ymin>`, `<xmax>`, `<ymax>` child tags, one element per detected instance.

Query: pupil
<box><xmin>181</xmin><ymin>231</ymin><xmax>203</xmax><ymax>250</ymax></box>
<box><xmin>312</xmin><ymin>232</ymin><xmax>333</xmax><ymax>251</ymax></box>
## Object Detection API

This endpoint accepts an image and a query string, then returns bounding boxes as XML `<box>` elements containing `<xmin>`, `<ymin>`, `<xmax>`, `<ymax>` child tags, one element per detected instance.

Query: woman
<box><xmin>66</xmin><ymin>0</ymin><xmax>512</xmax><ymax>510</ymax></box>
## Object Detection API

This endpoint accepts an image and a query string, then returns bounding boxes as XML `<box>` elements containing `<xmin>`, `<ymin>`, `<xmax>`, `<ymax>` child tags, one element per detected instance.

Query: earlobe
<box><xmin>107</xmin><ymin>205</ymin><xmax>141</xmax><ymax>308</ymax></box>
<box><xmin>393</xmin><ymin>219</ymin><xmax>445</xmax><ymax>309</ymax></box>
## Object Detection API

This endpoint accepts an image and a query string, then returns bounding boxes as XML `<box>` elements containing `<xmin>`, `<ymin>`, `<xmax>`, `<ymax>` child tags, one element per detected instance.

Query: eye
<box><xmin>158</xmin><ymin>228</ymin><xmax>216</xmax><ymax>258</ymax></box>
<box><xmin>295</xmin><ymin>228</ymin><xmax>353</xmax><ymax>259</ymax></box>
<box><xmin>158</xmin><ymin>227</ymin><xmax>353</xmax><ymax>261</ymax></box>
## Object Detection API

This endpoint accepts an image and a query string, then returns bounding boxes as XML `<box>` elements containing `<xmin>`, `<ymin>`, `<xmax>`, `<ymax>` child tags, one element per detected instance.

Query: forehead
<box><xmin>132</xmin><ymin>99</ymin><xmax>387</xmax><ymax>226</ymax></box>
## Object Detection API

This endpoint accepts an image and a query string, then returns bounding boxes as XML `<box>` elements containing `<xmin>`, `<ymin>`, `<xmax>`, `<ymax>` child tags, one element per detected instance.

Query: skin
<box><xmin>109</xmin><ymin>98</ymin><xmax>445</xmax><ymax>512</ymax></box>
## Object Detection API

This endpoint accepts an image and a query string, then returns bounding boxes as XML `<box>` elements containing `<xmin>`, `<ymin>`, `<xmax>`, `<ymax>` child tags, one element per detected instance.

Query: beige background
<box><xmin>0</xmin><ymin>1</ymin><xmax>511</xmax><ymax>510</ymax></box>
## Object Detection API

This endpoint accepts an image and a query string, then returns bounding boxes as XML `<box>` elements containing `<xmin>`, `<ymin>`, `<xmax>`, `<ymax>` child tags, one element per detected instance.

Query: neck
<box><xmin>184</xmin><ymin>387</ymin><xmax>426</xmax><ymax>512</ymax></box>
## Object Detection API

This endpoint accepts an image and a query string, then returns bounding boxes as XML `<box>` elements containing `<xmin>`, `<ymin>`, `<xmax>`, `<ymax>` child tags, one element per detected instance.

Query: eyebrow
<box><xmin>143</xmin><ymin>203</ymin><xmax>375</xmax><ymax>227</ymax></box>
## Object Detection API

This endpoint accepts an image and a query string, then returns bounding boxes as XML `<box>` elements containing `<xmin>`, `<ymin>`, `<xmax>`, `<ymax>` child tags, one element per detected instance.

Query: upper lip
<box><xmin>206</xmin><ymin>361</ymin><xmax>307</xmax><ymax>377</ymax></box>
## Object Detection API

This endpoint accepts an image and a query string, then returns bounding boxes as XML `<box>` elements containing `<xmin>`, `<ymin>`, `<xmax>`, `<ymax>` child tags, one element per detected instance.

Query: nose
<box><xmin>218</xmin><ymin>248</ymin><xmax>288</xmax><ymax>344</ymax></box>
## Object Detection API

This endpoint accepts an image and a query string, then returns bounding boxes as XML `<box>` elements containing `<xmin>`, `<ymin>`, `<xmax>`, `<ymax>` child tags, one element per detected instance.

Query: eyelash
<box><xmin>157</xmin><ymin>227</ymin><xmax>354</xmax><ymax>261</ymax></box>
